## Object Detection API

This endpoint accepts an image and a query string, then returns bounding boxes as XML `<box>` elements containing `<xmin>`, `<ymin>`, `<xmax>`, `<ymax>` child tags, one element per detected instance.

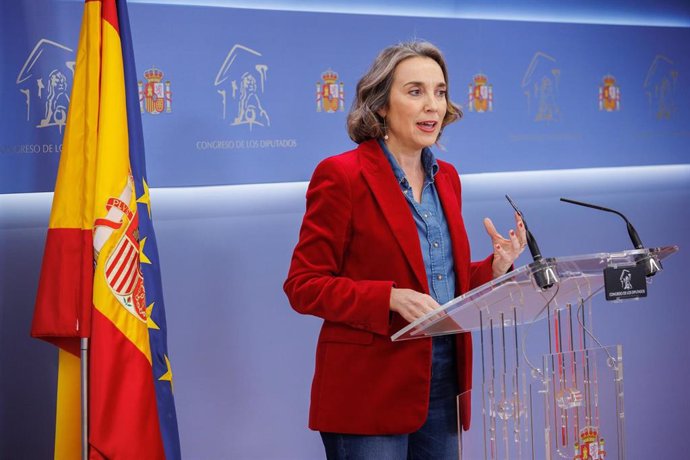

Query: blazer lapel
<box><xmin>358</xmin><ymin>141</ymin><xmax>429</xmax><ymax>292</ymax></box>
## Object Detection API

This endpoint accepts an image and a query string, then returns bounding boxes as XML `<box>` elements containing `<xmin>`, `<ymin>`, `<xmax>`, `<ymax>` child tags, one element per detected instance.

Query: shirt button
<box><xmin>423</xmin><ymin>213</ymin><xmax>429</xmax><ymax>219</ymax></box>
<box><xmin>433</xmin><ymin>242</ymin><xmax>439</xmax><ymax>248</ymax></box>
<box><xmin>437</xmin><ymin>274</ymin><xmax>443</xmax><ymax>280</ymax></box>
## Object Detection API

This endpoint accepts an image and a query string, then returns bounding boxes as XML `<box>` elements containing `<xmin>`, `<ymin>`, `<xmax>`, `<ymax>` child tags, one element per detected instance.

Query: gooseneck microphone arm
<box><xmin>560</xmin><ymin>197</ymin><xmax>661</xmax><ymax>276</ymax></box>
<box><xmin>559</xmin><ymin>198</ymin><xmax>644</xmax><ymax>249</ymax></box>
<box><xmin>506</xmin><ymin>194</ymin><xmax>543</xmax><ymax>261</ymax></box>
<box><xmin>505</xmin><ymin>195</ymin><xmax>557</xmax><ymax>289</ymax></box>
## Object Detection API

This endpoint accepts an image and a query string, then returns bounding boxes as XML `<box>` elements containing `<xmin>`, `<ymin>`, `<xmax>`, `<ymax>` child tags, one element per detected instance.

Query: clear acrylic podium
<box><xmin>391</xmin><ymin>246</ymin><xmax>678</xmax><ymax>460</ymax></box>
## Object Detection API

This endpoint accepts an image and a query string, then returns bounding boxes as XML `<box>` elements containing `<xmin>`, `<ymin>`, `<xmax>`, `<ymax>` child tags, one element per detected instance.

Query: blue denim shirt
<box><xmin>378</xmin><ymin>139</ymin><xmax>458</xmax><ymax>391</ymax></box>
<box><xmin>378</xmin><ymin>139</ymin><xmax>456</xmax><ymax>305</ymax></box>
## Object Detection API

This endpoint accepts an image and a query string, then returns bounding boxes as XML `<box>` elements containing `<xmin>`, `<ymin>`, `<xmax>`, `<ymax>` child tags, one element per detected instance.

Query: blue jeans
<box><xmin>321</xmin><ymin>336</ymin><xmax>459</xmax><ymax>460</ymax></box>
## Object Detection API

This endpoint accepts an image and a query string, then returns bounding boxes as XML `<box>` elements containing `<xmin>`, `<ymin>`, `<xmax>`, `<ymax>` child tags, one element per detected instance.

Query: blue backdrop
<box><xmin>0</xmin><ymin>0</ymin><xmax>689</xmax><ymax>458</ymax></box>
<box><xmin>1</xmin><ymin>1</ymin><xmax>689</xmax><ymax>192</ymax></box>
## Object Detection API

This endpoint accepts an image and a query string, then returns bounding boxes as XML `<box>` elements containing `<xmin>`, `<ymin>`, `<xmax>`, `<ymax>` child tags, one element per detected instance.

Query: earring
<box><xmin>383</xmin><ymin>118</ymin><xmax>389</xmax><ymax>140</ymax></box>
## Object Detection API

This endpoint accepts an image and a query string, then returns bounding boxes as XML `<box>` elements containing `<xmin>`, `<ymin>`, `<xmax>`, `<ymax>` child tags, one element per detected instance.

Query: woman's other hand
<box><xmin>390</xmin><ymin>288</ymin><xmax>440</xmax><ymax>323</ymax></box>
<box><xmin>484</xmin><ymin>212</ymin><xmax>528</xmax><ymax>278</ymax></box>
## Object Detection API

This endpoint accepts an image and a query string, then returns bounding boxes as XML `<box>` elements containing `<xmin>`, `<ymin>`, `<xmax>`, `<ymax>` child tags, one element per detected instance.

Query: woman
<box><xmin>284</xmin><ymin>41</ymin><xmax>526</xmax><ymax>459</ymax></box>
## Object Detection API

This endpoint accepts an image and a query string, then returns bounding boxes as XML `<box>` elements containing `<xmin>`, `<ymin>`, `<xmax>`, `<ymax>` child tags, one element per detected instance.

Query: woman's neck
<box><xmin>384</xmin><ymin>140</ymin><xmax>423</xmax><ymax>175</ymax></box>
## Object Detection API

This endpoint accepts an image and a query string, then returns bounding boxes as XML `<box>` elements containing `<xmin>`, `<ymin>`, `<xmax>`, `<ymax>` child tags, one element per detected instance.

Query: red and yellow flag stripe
<box><xmin>32</xmin><ymin>1</ymin><xmax>167</xmax><ymax>458</ymax></box>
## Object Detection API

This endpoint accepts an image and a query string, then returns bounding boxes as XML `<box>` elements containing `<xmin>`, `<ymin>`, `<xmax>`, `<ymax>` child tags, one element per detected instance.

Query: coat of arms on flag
<box><xmin>95</xmin><ymin>177</ymin><xmax>147</xmax><ymax>322</ymax></box>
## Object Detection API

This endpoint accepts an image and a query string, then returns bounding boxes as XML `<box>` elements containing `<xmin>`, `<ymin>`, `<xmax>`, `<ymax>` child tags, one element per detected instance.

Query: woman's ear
<box><xmin>377</xmin><ymin>107</ymin><xmax>387</xmax><ymax>118</ymax></box>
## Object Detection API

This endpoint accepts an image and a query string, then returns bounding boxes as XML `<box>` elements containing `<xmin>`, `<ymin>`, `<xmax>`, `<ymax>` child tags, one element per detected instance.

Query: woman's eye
<box><xmin>409</xmin><ymin>89</ymin><xmax>421</xmax><ymax>96</ymax></box>
<box><xmin>436</xmin><ymin>90</ymin><xmax>447</xmax><ymax>97</ymax></box>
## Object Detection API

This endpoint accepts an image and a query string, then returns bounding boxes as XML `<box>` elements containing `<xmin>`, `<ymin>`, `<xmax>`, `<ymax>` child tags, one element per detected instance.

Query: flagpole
<box><xmin>81</xmin><ymin>337</ymin><xmax>89</xmax><ymax>460</ymax></box>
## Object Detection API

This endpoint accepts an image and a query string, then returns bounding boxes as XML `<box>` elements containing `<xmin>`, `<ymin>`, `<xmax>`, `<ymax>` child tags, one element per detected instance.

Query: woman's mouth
<box><xmin>416</xmin><ymin>121</ymin><xmax>438</xmax><ymax>133</ymax></box>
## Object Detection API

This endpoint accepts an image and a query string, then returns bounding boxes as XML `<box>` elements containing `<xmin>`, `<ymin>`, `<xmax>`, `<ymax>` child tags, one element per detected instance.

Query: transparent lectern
<box><xmin>391</xmin><ymin>246</ymin><xmax>678</xmax><ymax>460</ymax></box>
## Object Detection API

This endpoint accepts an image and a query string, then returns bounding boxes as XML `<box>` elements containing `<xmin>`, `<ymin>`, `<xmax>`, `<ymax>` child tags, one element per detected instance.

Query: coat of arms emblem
<box><xmin>573</xmin><ymin>426</ymin><xmax>606</xmax><ymax>460</ymax></box>
<box><xmin>93</xmin><ymin>177</ymin><xmax>147</xmax><ymax>323</ymax></box>
<box><xmin>138</xmin><ymin>67</ymin><xmax>172</xmax><ymax>115</ymax></box>
<box><xmin>598</xmin><ymin>75</ymin><xmax>620</xmax><ymax>112</ymax></box>
<box><xmin>316</xmin><ymin>70</ymin><xmax>344</xmax><ymax>113</ymax></box>
<box><xmin>468</xmin><ymin>74</ymin><xmax>493</xmax><ymax>113</ymax></box>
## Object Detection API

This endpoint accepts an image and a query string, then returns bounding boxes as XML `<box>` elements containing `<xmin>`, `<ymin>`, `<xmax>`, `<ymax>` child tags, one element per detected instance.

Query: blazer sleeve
<box><xmin>283</xmin><ymin>158</ymin><xmax>393</xmax><ymax>336</ymax></box>
<box><xmin>469</xmin><ymin>254</ymin><xmax>495</xmax><ymax>289</ymax></box>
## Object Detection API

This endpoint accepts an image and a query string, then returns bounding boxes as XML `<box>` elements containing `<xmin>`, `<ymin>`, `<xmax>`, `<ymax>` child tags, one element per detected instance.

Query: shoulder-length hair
<box><xmin>347</xmin><ymin>41</ymin><xmax>462</xmax><ymax>144</ymax></box>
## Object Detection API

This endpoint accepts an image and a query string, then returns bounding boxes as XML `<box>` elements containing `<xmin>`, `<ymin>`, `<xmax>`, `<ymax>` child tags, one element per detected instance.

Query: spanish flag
<box><xmin>31</xmin><ymin>1</ymin><xmax>181</xmax><ymax>458</ymax></box>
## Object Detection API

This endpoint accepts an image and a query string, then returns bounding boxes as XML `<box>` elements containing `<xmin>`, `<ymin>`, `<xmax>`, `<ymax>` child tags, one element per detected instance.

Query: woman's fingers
<box><xmin>508</xmin><ymin>229</ymin><xmax>521</xmax><ymax>253</ymax></box>
<box><xmin>390</xmin><ymin>288</ymin><xmax>440</xmax><ymax>323</ymax></box>
<box><xmin>514</xmin><ymin>212</ymin><xmax>528</xmax><ymax>248</ymax></box>
<box><xmin>483</xmin><ymin>217</ymin><xmax>504</xmax><ymax>241</ymax></box>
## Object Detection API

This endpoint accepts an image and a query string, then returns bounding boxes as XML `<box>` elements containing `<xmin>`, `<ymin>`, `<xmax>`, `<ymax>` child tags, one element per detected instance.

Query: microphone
<box><xmin>559</xmin><ymin>198</ymin><xmax>661</xmax><ymax>276</ymax></box>
<box><xmin>505</xmin><ymin>195</ymin><xmax>558</xmax><ymax>290</ymax></box>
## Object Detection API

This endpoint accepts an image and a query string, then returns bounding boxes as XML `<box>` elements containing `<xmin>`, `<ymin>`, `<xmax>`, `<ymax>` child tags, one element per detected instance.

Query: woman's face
<box><xmin>379</xmin><ymin>56</ymin><xmax>447</xmax><ymax>156</ymax></box>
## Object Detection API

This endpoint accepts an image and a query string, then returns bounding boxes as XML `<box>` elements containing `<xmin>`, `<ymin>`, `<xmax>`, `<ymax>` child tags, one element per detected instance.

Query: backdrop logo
<box><xmin>598</xmin><ymin>75</ymin><xmax>621</xmax><ymax>112</ymax></box>
<box><xmin>138</xmin><ymin>66</ymin><xmax>172</xmax><ymax>115</ymax></box>
<box><xmin>644</xmin><ymin>54</ymin><xmax>678</xmax><ymax>120</ymax></box>
<box><xmin>316</xmin><ymin>69</ymin><xmax>344</xmax><ymax>113</ymax></box>
<box><xmin>521</xmin><ymin>52</ymin><xmax>560</xmax><ymax>122</ymax></box>
<box><xmin>620</xmin><ymin>269</ymin><xmax>633</xmax><ymax>290</ymax></box>
<box><xmin>467</xmin><ymin>74</ymin><xmax>493</xmax><ymax>113</ymax></box>
<box><xmin>16</xmin><ymin>39</ymin><xmax>75</xmax><ymax>133</ymax></box>
<box><xmin>214</xmin><ymin>44</ymin><xmax>270</xmax><ymax>130</ymax></box>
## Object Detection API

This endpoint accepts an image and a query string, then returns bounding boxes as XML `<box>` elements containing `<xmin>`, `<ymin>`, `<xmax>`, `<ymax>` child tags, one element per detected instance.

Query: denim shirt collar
<box><xmin>377</xmin><ymin>138</ymin><xmax>439</xmax><ymax>187</ymax></box>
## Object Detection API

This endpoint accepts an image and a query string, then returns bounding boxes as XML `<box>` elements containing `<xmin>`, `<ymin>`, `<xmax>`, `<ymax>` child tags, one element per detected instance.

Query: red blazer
<box><xmin>284</xmin><ymin>139</ymin><xmax>494</xmax><ymax>434</ymax></box>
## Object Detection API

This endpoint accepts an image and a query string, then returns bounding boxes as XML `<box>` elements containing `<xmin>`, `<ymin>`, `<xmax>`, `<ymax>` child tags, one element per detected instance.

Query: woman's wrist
<box><xmin>492</xmin><ymin>260</ymin><xmax>510</xmax><ymax>278</ymax></box>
